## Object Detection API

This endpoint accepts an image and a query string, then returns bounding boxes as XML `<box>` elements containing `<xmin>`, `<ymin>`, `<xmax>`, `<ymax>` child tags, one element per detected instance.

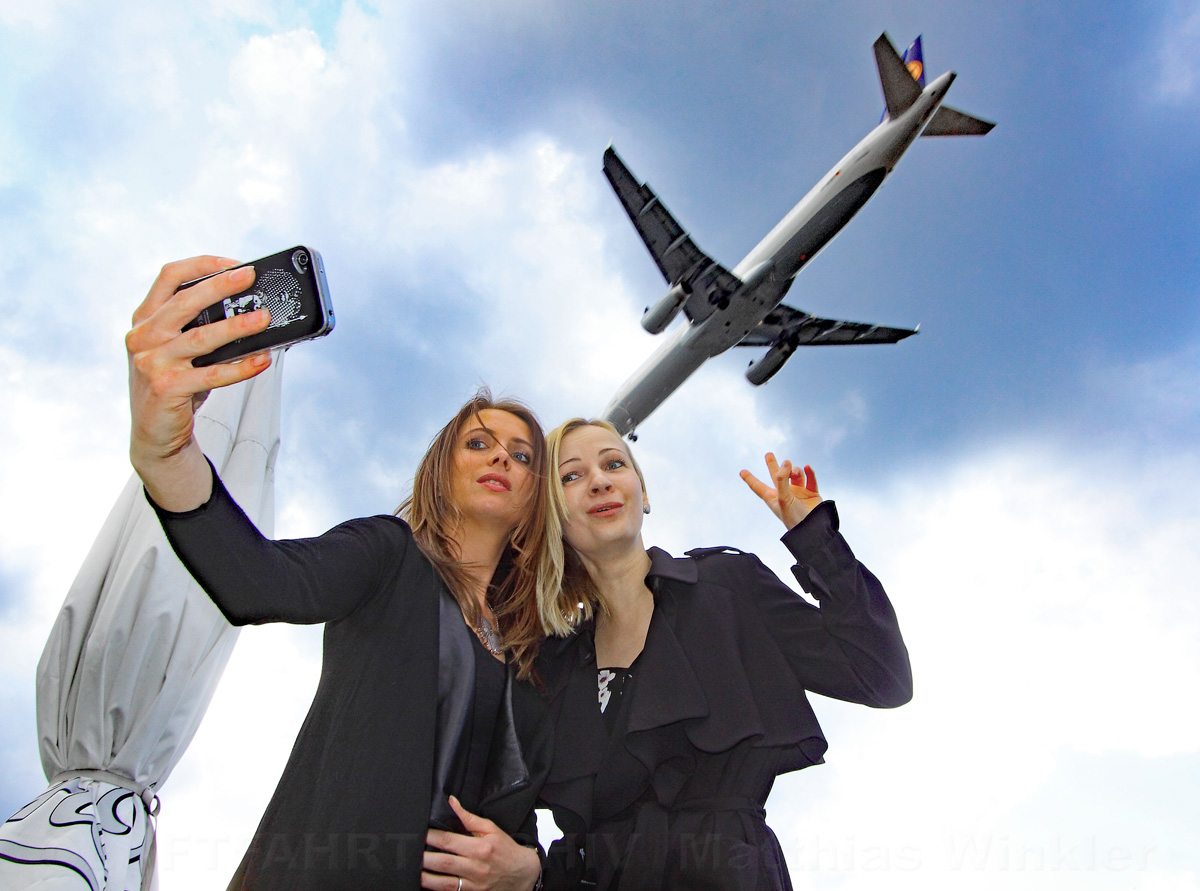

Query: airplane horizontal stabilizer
<box><xmin>603</xmin><ymin>146</ymin><xmax>741</xmax><ymax>325</ymax></box>
<box><xmin>736</xmin><ymin>303</ymin><xmax>918</xmax><ymax>348</ymax></box>
<box><xmin>874</xmin><ymin>32</ymin><xmax>921</xmax><ymax>120</ymax></box>
<box><xmin>921</xmin><ymin>104</ymin><xmax>996</xmax><ymax>137</ymax></box>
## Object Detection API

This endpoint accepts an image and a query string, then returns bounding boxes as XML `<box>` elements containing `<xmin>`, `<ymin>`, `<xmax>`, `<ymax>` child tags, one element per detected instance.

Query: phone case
<box><xmin>181</xmin><ymin>246</ymin><xmax>335</xmax><ymax>367</ymax></box>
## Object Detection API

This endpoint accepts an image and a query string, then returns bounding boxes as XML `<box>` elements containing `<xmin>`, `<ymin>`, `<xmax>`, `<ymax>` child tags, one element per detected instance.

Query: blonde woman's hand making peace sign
<box><xmin>740</xmin><ymin>452</ymin><xmax>823</xmax><ymax>531</ymax></box>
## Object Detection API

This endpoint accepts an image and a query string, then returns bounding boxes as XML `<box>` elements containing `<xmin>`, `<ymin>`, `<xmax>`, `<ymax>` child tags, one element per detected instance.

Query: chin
<box><xmin>463</xmin><ymin>501</ymin><xmax>522</xmax><ymax>528</ymax></box>
<box><xmin>572</xmin><ymin>529</ymin><xmax>638</xmax><ymax>557</ymax></box>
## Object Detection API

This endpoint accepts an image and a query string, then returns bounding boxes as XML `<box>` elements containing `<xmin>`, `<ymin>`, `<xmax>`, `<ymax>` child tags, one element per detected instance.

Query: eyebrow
<box><xmin>464</xmin><ymin>427</ymin><xmax>533</xmax><ymax>450</ymax></box>
<box><xmin>558</xmin><ymin>447</ymin><xmax>625</xmax><ymax>469</ymax></box>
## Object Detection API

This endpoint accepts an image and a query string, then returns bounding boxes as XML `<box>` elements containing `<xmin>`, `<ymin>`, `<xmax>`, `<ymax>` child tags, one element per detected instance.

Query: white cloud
<box><xmin>1085</xmin><ymin>341</ymin><xmax>1200</xmax><ymax>446</ymax></box>
<box><xmin>1157</xmin><ymin>3</ymin><xmax>1200</xmax><ymax>101</ymax></box>
<box><xmin>1138</xmin><ymin>874</ymin><xmax>1200</xmax><ymax>891</ymax></box>
<box><xmin>758</xmin><ymin>440</ymin><xmax>1200</xmax><ymax>888</ymax></box>
<box><xmin>0</xmin><ymin>346</ymin><xmax>130</xmax><ymax>609</ymax></box>
<box><xmin>155</xmin><ymin>623</ymin><xmax>321</xmax><ymax>889</ymax></box>
<box><xmin>0</xmin><ymin>0</ymin><xmax>68</xmax><ymax>29</ymax></box>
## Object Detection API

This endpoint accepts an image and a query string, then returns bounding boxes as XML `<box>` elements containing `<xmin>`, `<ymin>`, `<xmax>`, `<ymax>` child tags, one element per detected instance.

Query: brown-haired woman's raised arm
<box><xmin>126</xmin><ymin>256</ymin><xmax>272</xmax><ymax>511</ymax></box>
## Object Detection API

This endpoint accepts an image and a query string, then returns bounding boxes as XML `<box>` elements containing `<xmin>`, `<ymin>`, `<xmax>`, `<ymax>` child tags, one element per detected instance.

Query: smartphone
<box><xmin>180</xmin><ymin>246</ymin><xmax>335</xmax><ymax>367</ymax></box>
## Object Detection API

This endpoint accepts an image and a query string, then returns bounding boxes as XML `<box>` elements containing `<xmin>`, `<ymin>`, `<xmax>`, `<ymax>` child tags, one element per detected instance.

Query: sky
<box><xmin>1</xmin><ymin>0</ymin><xmax>1198</xmax><ymax>888</ymax></box>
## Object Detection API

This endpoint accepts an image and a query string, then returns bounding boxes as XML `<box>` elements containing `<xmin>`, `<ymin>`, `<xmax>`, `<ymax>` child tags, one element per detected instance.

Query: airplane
<box><xmin>600</xmin><ymin>32</ymin><xmax>994</xmax><ymax>439</ymax></box>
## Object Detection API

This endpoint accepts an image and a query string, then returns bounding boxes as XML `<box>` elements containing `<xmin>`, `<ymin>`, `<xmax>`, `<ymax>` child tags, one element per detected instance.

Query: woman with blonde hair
<box><xmin>535</xmin><ymin>418</ymin><xmax>912</xmax><ymax>890</ymax></box>
<box><xmin>127</xmin><ymin>255</ymin><xmax>552</xmax><ymax>890</ymax></box>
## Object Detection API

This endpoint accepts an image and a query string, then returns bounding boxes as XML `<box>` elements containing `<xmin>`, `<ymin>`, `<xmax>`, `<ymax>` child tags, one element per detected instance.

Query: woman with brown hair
<box><xmin>535</xmin><ymin>418</ymin><xmax>912</xmax><ymax>890</ymax></box>
<box><xmin>126</xmin><ymin>255</ymin><xmax>552</xmax><ymax>890</ymax></box>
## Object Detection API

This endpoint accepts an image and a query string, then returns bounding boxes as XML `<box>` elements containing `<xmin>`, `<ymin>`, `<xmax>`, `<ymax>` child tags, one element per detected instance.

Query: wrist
<box><xmin>524</xmin><ymin>844</ymin><xmax>543</xmax><ymax>891</ymax></box>
<box><xmin>783</xmin><ymin>498</ymin><xmax>822</xmax><ymax>531</ymax></box>
<box><xmin>134</xmin><ymin>442</ymin><xmax>214</xmax><ymax>513</ymax></box>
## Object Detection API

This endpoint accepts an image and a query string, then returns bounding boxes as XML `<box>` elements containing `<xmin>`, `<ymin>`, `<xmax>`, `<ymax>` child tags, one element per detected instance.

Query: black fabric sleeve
<box><xmin>145</xmin><ymin>460</ymin><xmax>411</xmax><ymax>626</ymax></box>
<box><xmin>542</xmin><ymin>834</ymin><xmax>584</xmax><ymax>891</ymax></box>
<box><xmin>508</xmin><ymin>807</ymin><xmax>541</xmax><ymax>850</ymax></box>
<box><xmin>746</xmin><ymin>500</ymin><xmax>913</xmax><ymax>707</ymax></box>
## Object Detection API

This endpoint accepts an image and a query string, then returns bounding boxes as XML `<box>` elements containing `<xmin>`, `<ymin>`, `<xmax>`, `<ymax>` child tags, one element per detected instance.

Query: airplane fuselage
<box><xmin>604</xmin><ymin>71</ymin><xmax>957</xmax><ymax>435</ymax></box>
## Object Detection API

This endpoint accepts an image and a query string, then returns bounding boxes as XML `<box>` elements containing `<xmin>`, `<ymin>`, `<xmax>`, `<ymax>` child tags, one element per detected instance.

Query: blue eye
<box><xmin>512</xmin><ymin>450</ymin><xmax>532</xmax><ymax>465</ymax></box>
<box><xmin>605</xmin><ymin>459</ymin><xmax>627</xmax><ymax>471</ymax></box>
<box><xmin>560</xmin><ymin>471</ymin><xmax>580</xmax><ymax>484</ymax></box>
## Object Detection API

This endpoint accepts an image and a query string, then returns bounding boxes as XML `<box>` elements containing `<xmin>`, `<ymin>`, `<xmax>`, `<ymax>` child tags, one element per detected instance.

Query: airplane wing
<box><xmin>603</xmin><ymin>146</ymin><xmax>741</xmax><ymax>324</ymax></box>
<box><xmin>736</xmin><ymin>303</ymin><xmax>919</xmax><ymax>347</ymax></box>
<box><xmin>921</xmin><ymin>103</ymin><xmax>996</xmax><ymax>137</ymax></box>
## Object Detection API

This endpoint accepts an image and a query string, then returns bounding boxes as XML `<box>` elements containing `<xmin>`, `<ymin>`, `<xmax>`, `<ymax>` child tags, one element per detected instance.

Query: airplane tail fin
<box><xmin>880</xmin><ymin>36</ymin><xmax>924</xmax><ymax>122</ymax></box>
<box><xmin>876</xmin><ymin>32</ymin><xmax>995</xmax><ymax>135</ymax></box>
<box><xmin>875</xmin><ymin>32</ymin><xmax>922</xmax><ymax>120</ymax></box>
<box><xmin>921</xmin><ymin>103</ymin><xmax>996</xmax><ymax>136</ymax></box>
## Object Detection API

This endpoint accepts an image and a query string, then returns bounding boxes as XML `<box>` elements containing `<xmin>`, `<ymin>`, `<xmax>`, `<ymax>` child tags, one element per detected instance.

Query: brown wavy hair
<box><xmin>541</xmin><ymin>417</ymin><xmax>649</xmax><ymax>637</ymax></box>
<box><xmin>398</xmin><ymin>389</ymin><xmax>552</xmax><ymax>679</ymax></box>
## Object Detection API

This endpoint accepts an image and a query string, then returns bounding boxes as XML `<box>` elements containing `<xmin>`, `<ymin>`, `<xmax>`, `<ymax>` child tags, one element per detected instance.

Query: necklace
<box><xmin>474</xmin><ymin>612</ymin><xmax>505</xmax><ymax>657</ymax></box>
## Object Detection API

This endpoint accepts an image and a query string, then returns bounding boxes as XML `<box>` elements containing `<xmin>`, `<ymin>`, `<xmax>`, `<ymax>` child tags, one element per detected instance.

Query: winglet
<box><xmin>874</xmin><ymin>32</ymin><xmax>922</xmax><ymax>120</ymax></box>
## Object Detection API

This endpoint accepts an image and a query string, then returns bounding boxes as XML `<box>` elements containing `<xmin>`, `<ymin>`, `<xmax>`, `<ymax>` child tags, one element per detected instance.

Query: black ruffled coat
<box><xmin>537</xmin><ymin>501</ymin><xmax>911</xmax><ymax>891</ymax></box>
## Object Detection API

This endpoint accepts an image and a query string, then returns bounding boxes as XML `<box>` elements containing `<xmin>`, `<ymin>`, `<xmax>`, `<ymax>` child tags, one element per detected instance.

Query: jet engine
<box><xmin>641</xmin><ymin>283</ymin><xmax>690</xmax><ymax>334</ymax></box>
<box><xmin>745</xmin><ymin>339</ymin><xmax>797</xmax><ymax>386</ymax></box>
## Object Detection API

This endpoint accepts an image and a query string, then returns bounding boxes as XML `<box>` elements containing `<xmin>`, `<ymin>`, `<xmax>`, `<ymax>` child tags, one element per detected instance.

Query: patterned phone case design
<box><xmin>221</xmin><ymin>268</ymin><xmax>307</xmax><ymax>330</ymax></box>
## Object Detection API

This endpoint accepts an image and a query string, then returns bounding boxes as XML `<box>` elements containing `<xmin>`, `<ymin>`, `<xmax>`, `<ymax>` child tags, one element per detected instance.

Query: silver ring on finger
<box><xmin>457</xmin><ymin>879</ymin><xmax>463</xmax><ymax>891</ymax></box>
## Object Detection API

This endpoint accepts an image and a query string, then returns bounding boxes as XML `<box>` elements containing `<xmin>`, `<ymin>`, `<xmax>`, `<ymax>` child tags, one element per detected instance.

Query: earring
<box><xmin>642</xmin><ymin>504</ymin><xmax>651</xmax><ymax>515</ymax></box>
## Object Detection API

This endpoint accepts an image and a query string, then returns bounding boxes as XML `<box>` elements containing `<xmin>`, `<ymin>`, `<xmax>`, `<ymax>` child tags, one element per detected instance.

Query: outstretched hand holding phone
<box><xmin>128</xmin><ymin>247</ymin><xmax>333</xmax><ymax>511</ymax></box>
<box><xmin>126</xmin><ymin>256</ymin><xmax>276</xmax><ymax>512</ymax></box>
<box><xmin>180</xmin><ymin>246</ymin><xmax>333</xmax><ymax>366</ymax></box>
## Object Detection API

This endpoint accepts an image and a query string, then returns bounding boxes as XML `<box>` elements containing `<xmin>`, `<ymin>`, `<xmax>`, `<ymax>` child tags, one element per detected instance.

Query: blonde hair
<box><xmin>398</xmin><ymin>389</ymin><xmax>553</xmax><ymax>679</ymax></box>
<box><xmin>541</xmin><ymin>418</ymin><xmax>648</xmax><ymax>637</ymax></box>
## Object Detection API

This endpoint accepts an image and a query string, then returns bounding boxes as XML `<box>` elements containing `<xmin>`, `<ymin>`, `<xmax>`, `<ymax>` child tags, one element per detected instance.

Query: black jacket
<box><xmin>151</xmin><ymin>470</ymin><xmax>551</xmax><ymax>890</ymax></box>
<box><xmin>537</xmin><ymin>501</ymin><xmax>910</xmax><ymax>891</ymax></box>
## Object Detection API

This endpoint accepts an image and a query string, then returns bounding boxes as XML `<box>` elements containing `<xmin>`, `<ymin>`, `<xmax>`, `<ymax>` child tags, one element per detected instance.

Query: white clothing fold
<box><xmin>0</xmin><ymin>357</ymin><xmax>284</xmax><ymax>889</ymax></box>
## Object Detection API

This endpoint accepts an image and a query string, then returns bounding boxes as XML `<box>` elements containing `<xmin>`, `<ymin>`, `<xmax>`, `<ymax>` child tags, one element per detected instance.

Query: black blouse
<box><xmin>596</xmin><ymin>664</ymin><xmax>635</xmax><ymax>734</ymax></box>
<box><xmin>442</xmin><ymin>631</ymin><xmax>508</xmax><ymax>822</ymax></box>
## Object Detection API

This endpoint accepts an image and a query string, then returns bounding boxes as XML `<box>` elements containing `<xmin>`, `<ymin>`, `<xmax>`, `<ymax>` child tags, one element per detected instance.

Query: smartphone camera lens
<box><xmin>292</xmin><ymin>249</ymin><xmax>310</xmax><ymax>274</ymax></box>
